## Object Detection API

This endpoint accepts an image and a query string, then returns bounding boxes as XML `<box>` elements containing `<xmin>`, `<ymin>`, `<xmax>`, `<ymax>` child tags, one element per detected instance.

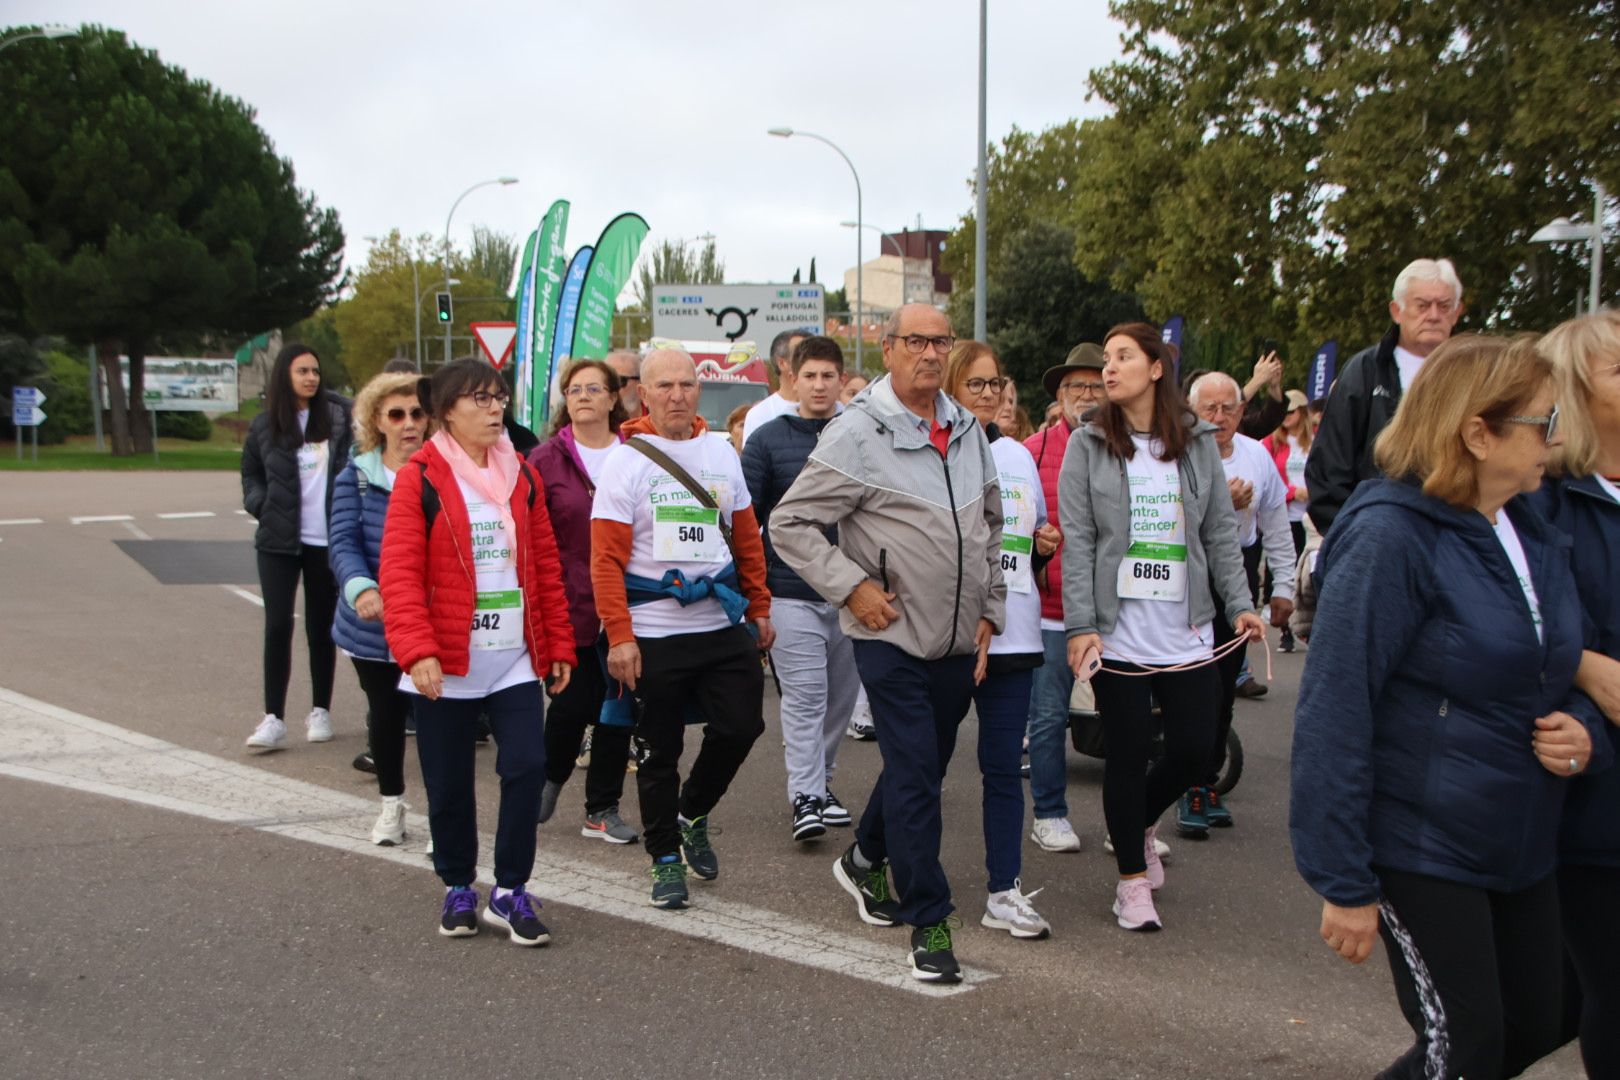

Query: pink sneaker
<box><xmin>1144</xmin><ymin>824</ymin><xmax>1165</xmax><ymax>891</ymax></box>
<box><xmin>1113</xmin><ymin>877</ymin><xmax>1162</xmax><ymax>931</ymax></box>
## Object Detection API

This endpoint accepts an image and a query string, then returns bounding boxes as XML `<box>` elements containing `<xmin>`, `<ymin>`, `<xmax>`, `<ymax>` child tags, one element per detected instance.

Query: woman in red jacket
<box><xmin>381</xmin><ymin>358</ymin><xmax>575</xmax><ymax>947</ymax></box>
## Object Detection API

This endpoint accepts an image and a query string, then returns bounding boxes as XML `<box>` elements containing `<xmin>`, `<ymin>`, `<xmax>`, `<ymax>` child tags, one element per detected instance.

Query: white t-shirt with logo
<box><xmin>989</xmin><ymin>436</ymin><xmax>1045</xmax><ymax>657</ymax></box>
<box><xmin>1493</xmin><ymin>513</ymin><xmax>1543</xmax><ymax>644</ymax></box>
<box><xmin>592</xmin><ymin>433</ymin><xmax>751</xmax><ymax>639</ymax></box>
<box><xmin>1102</xmin><ymin>435</ymin><xmax>1214</xmax><ymax>666</ymax></box>
<box><xmin>575</xmin><ymin>440</ymin><xmax>616</xmax><ymax>485</ymax></box>
<box><xmin>294</xmin><ymin>409</ymin><xmax>329</xmax><ymax>547</ymax></box>
<box><xmin>1218</xmin><ymin>432</ymin><xmax>1289</xmax><ymax>547</ymax></box>
<box><xmin>399</xmin><ymin>472</ymin><xmax>535</xmax><ymax>699</ymax></box>
<box><xmin>1394</xmin><ymin>345</ymin><xmax>1426</xmax><ymax>394</ymax></box>
<box><xmin>1285</xmin><ymin>435</ymin><xmax>1309</xmax><ymax>523</ymax></box>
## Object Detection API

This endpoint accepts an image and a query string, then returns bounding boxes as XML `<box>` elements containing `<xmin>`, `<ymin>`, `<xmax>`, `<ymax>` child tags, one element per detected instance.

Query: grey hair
<box><xmin>605</xmin><ymin>348</ymin><xmax>641</xmax><ymax>372</ymax></box>
<box><xmin>1187</xmin><ymin>370</ymin><xmax>1242</xmax><ymax>408</ymax></box>
<box><xmin>1392</xmin><ymin>258</ymin><xmax>1463</xmax><ymax>307</ymax></box>
<box><xmin>879</xmin><ymin>303</ymin><xmax>946</xmax><ymax>339</ymax></box>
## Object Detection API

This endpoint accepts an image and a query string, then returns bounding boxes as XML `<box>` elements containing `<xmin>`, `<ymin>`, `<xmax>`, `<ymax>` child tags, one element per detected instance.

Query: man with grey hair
<box><xmin>605</xmin><ymin>349</ymin><xmax>643</xmax><ymax>416</ymax></box>
<box><xmin>1306</xmin><ymin>258</ymin><xmax>1464</xmax><ymax>531</ymax></box>
<box><xmin>740</xmin><ymin>329</ymin><xmax>812</xmax><ymax>446</ymax></box>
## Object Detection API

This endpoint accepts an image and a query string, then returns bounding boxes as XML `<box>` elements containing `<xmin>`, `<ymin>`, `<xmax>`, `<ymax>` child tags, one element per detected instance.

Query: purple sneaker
<box><xmin>1113</xmin><ymin>877</ymin><xmax>1162</xmax><ymax>932</ymax></box>
<box><xmin>483</xmin><ymin>888</ymin><xmax>550</xmax><ymax>946</ymax></box>
<box><xmin>439</xmin><ymin>886</ymin><xmax>479</xmax><ymax>938</ymax></box>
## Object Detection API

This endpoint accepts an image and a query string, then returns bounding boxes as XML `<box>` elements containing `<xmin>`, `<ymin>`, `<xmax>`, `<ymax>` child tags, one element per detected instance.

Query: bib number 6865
<box><xmin>1132</xmin><ymin>562</ymin><xmax>1172</xmax><ymax>581</ymax></box>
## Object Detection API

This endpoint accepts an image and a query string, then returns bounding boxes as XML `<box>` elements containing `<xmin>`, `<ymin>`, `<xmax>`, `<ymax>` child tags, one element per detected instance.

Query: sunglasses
<box><xmin>1504</xmin><ymin>403</ymin><xmax>1559</xmax><ymax>444</ymax></box>
<box><xmin>384</xmin><ymin>406</ymin><xmax>426</xmax><ymax>422</ymax></box>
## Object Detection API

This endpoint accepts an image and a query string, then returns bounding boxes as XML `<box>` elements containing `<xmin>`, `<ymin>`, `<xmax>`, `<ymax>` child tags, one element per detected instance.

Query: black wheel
<box><xmin>1212</xmin><ymin>729</ymin><xmax>1244</xmax><ymax>795</ymax></box>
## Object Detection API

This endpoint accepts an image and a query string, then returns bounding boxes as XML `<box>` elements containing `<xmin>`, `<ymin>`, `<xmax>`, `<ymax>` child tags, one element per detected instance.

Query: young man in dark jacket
<box><xmin>741</xmin><ymin>336</ymin><xmax>857</xmax><ymax>843</ymax></box>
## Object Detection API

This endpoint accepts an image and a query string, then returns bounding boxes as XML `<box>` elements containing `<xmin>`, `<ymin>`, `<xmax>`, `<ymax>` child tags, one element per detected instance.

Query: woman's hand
<box><xmin>1234</xmin><ymin>611</ymin><xmax>1268</xmax><ymax>643</ymax></box>
<box><xmin>973</xmin><ymin>618</ymin><xmax>994</xmax><ymax>685</ymax></box>
<box><xmin>1532</xmin><ymin>711</ymin><xmax>1593</xmax><ymax>776</ymax></box>
<box><xmin>355</xmin><ymin>588</ymin><xmax>383</xmax><ymax>622</ymax></box>
<box><xmin>410</xmin><ymin>657</ymin><xmax>443</xmax><ymax>700</ymax></box>
<box><xmin>547</xmin><ymin>661</ymin><xmax>572</xmax><ymax>697</ymax></box>
<box><xmin>1034</xmin><ymin>523</ymin><xmax>1063</xmax><ymax>557</ymax></box>
<box><xmin>1576</xmin><ymin>651</ymin><xmax>1620</xmax><ymax>726</ymax></box>
<box><xmin>1320</xmin><ymin>900</ymin><xmax>1380</xmax><ymax>964</ymax></box>
<box><xmin>1067</xmin><ymin>633</ymin><xmax>1103</xmax><ymax>678</ymax></box>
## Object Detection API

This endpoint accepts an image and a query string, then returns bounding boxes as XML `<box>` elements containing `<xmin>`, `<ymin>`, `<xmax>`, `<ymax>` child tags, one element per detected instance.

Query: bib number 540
<box><xmin>678</xmin><ymin>525</ymin><xmax>705</xmax><ymax>543</ymax></box>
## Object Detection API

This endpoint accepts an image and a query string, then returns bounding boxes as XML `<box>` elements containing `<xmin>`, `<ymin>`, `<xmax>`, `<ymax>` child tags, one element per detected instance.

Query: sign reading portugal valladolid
<box><xmin>652</xmin><ymin>284</ymin><xmax>823</xmax><ymax>348</ymax></box>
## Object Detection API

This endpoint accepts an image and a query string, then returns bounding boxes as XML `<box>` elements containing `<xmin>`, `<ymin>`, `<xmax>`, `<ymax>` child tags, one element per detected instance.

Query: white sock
<box><xmin>850</xmin><ymin>845</ymin><xmax>874</xmax><ymax>870</ymax></box>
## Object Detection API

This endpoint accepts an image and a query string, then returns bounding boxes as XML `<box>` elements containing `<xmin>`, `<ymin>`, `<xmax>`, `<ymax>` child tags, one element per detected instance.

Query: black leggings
<box><xmin>350</xmin><ymin>657</ymin><xmax>409</xmax><ymax>797</ymax></box>
<box><xmin>1374</xmin><ymin>868</ymin><xmax>1564</xmax><ymax>1080</ymax></box>
<box><xmin>1092</xmin><ymin>663</ymin><xmax>1221</xmax><ymax>876</ymax></box>
<box><xmin>542</xmin><ymin>643</ymin><xmax>632</xmax><ymax>815</ymax></box>
<box><xmin>1559</xmin><ymin>862</ymin><xmax>1620</xmax><ymax>1078</ymax></box>
<box><xmin>256</xmin><ymin>546</ymin><xmax>336</xmax><ymax>719</ymax></box>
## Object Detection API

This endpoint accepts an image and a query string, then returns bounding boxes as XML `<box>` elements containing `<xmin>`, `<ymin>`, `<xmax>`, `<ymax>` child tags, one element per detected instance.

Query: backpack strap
<box><xmin>624</xmin><ymin>436</ymin><xmax>737</xmax><ymax>560</ymax></box>
<box><xmin>417</xmin><ymin>460</ymin><xmax>441</xmax><ymax>536</ymax></box>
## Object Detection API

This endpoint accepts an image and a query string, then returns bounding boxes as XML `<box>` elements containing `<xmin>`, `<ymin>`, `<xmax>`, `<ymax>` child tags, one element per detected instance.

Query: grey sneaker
<box><xmin>536</xmin><ymin>779</ymin><xmax>563</xmax><ymax>824</ymax></box>
<box><xmin>581</xmin><ymin>807</ymin><xmax>639</xmax><ymax>844</ymax></box>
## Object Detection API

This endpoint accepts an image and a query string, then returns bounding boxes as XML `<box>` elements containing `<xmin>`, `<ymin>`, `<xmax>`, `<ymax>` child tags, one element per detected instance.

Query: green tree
<box><xmin>468</xmin><ymin>226</ymin><xmax>519</xmax><ymax>304</ymax></box>
<box><xmin>630</xmin><ymin>236</ymin><xmax>723</xmax><ymax>311</ymax></box>
<box><xmin>0</xmin><ymin>26</ymin><xmax>344</xmax><ymax>454</ymax></box>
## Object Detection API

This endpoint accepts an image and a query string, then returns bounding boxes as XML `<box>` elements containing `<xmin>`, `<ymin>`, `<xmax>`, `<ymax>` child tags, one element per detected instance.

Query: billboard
<box><xmin>653</xmin><ymin>284</ymin><xmax>824</xmax><ymax>346</ymax></box>
<box><xmin>107</xmin><ymin>357</ymin><xmax>238</xmax><ymax>412</ymax></box>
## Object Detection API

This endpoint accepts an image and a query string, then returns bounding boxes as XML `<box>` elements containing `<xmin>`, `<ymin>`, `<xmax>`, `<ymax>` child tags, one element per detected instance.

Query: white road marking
<box><xmin>0</xmin><ymin>686</ymin><xmax>988</xmax><ymax>995</ymax></box>
<box><xmin>0</xmin><ymin>518</ymin><xmax>44</xmax><ymax>526</ymax></box>
<box><xmin>222</xmin><ymin>585</ymin><xmax>264</xmax><ymax>607</ymax></box>
<box><xmin>70</xmin><ymin>514</ymin><xmax>134</xmax><ymax>524</ymax></box>
<box><xmin>157</xmin><ymin>511</ymin><xmax>217</xmax><ymax>520</ymax></box>
<box><xmin>235</xmin><ymin>509</ymin><xmax>249</xmax><ymax>515</ymax></box>
<box><xmin>121</xmin><ymin>520</ymin><xmax>153</xmax><ymax>541</ymax></box>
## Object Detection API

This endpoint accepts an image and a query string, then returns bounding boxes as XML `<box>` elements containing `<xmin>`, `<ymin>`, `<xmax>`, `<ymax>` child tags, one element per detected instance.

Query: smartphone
<box><xmin>1262</xmin><ymin>338</ymin><xmax>1280</xmax><ymax>357</ymax></box>
<box><xmin>1079</xmin><ymin>645</ymin><xmax>1102</xmax><ymax>681</ymax></box>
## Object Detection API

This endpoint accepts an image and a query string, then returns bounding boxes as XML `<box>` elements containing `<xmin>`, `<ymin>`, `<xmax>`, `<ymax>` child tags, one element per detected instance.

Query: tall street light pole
<box><xmin>843</xmin><ymin>221</ymin><xmax>908</xmax><ymax>306</ymax></box>
<box><xmin>0</xmin><ymin>24</ymin><xmax>76</xmax><ymax>53</ymax></box>
<box><xmin>443</xmin><ymin>177</ymin><xmax>518</xmax><ymax>365</ymax></box>
<box><xmin>770</xmin><ymin>127</ymin><xmax>864</xmax><ymax>373</ymax></box>
<box><xmin>1531</xmin><ymin>180</ymin><xmax>1608</xmax><ymax>315</ymax></box>
<box><xmin>974</xmin><ymin>0</ymin><xmax>989</xmax><ymax>341</ymax></box>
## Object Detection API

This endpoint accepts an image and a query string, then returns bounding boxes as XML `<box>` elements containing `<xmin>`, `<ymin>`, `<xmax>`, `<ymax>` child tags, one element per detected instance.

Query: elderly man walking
<box><xmin>771</xmin><ymin>304</ymin><xmax>1006</xmax><ymax>984</ymax></box>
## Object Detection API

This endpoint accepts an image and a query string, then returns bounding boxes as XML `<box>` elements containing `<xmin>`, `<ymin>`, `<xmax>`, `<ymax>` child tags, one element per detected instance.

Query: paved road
<box><xmin>0</xmin><ymin>473</ymin><xmax>1584</xmax><ymax>1078</ymax></box>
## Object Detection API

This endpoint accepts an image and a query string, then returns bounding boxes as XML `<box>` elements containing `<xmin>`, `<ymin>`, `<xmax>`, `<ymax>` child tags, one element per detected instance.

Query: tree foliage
<box><xmin>630</xmin><ymin>236</ymin><xmax>724</xmax><ymax>311</ymax></box>
<box><xmin>0</xmin><ymin>25</ymin><xmax>345</xmax><ymax>453</ymax></box>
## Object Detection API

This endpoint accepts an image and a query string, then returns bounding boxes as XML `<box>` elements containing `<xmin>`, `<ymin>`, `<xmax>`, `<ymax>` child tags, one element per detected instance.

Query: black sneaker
<box><xmin>650</xmin><ymin>855</ymin><xmax>689</xmax><ymax>909</ymax></box>
<box><xmin>821</xmin><ymin>789</ymin><xmax>852</xmax><ymax>828</ymax></box>
<box><xmin>438</xmin><ymin>886</ymin><xmax>479</xmax><ymax>938</ymax></box>
<box><xmin>792</xmin><ymin>793</ymin><xmax>826</xmax><ymax>842</ymax></box>
<box><xmin>909</xmin><ymin>918</ymin><xmax>963</xmax><ymax>983</ymax></box>
<box><xmin>483</xmin><ymin>888</ymin><xmax>551</xmax><ymax>946</ymax></box>
<box><xmin>352</xmin><ymin>752</ymin><xmax>376</xmax><ymax>775</ymax></box>
<box><xmin>834</xmin><ymin>843</ymin><xmax>900</xmax><ymax>927</ymax></box>
<box><xmin>680</xmin><ymin>815</ymin><xmax>720</xmax><ymax>880</ymax></box>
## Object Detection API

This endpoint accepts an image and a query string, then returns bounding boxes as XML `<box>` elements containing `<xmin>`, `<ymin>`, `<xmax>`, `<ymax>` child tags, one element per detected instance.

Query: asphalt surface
<box><xmin>0</xmin><ymin>472</ymin><xmax>1586</xmax><ymax>1079</ymax></box>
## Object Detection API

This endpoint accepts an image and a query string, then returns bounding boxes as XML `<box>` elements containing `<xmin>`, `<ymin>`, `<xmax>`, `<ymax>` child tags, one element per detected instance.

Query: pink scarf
<box><xmin>431</xmin><ymin>429</ymin><xmax>520</xmax><ymax>535</ymax></box>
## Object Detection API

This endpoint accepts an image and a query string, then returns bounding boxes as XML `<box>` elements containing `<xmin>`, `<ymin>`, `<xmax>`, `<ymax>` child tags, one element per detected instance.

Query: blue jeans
<box><xmin>1025</xmin><ymin>629</ymin><xmax>1072</xmax><ymax>819</ymax></box>
<box><xmin>976</xmin><ymin>668</ymin><xmax>1034</xmax><ymax>894</ymax></box>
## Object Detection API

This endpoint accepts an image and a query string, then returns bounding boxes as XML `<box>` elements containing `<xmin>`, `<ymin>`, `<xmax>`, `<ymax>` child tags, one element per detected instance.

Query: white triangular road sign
<box><xmin>470</xmin><ymin>323</ymin><xmax>518</xmax><ymax>369</ymax></box>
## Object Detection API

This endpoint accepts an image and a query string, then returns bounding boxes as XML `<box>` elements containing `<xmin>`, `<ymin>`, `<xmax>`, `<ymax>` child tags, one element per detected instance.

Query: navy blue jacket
<box><xmin>1290</xmin><ymin>478</ymin><xmax>1608</xmax><ymax>905</ymax></box>
<box><xmin>1530</xmin><ymin>475</ymin><xmax>1620</xmax><ymax>869</ymax></box>
<box><xmin>327</xmin><ymin>450</ymin><xmax>394</xmax><ymax>661</ymax></box>
<box><xmin>741</xmin><ymin>412</ymin><xmax>837</xmax><ymax>603</ymax></box>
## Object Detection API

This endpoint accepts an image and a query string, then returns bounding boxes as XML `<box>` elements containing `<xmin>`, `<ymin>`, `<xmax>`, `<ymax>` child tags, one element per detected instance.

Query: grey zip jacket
<box><xmin>1059</xmin><ymin>414</ymin><xmax>1254</xmax><ymax>638</ymax></box>
<box><xmin>770</xmin><ymin>375</ymin><xmax>1007</xmax><ymax>660</ymax></box>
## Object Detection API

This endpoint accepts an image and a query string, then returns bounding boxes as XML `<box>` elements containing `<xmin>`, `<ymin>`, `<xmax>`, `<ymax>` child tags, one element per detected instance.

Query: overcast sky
<box><xmin>10</xmin><ymin>1</ymin><xmax>1125</xmax><ymax>291</ymax></box>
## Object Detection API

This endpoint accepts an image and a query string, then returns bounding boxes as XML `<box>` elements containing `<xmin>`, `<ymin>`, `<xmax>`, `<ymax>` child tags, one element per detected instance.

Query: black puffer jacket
<box><xmin>241</xmin><ymin>393</ymin><xmax>353</xmax><ymax>554</ymax></box>
<box><xmin>1304</xmin><ymin>324</ymin><xmax>1402</xmax><ymax>534</ymax></box>
<box><xmin>740</xmin><ymin>411</ymin><xmax>836</xmax><ymax>603</ymax></box>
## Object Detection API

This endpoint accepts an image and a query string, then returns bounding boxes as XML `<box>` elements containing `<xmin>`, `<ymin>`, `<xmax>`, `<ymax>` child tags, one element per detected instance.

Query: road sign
<box><xmin>12</xmin><ymin>387</ymin><xmax>46</xmax><ymax>427</ymax></box>
<box><xmin>652</xmin><ymin>284</ymin><xmax>824</xmax><ymax>346</ymax></box>
<box><xmin>470</xmin><ymin>322</ymin><xmax>518</xmax><ymax>370</ymax></box>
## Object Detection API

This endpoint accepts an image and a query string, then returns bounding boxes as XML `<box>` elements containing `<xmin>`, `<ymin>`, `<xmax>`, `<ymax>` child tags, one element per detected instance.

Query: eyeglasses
<box><xmin>885</xmin><ymin>333</ymin><xmax>956</xmax><ymax>356</ymax></box>
<box><xmin>1505</xmin><ymin>404</ymin><xmax>1559</xmax><ymax>443</ymax></box>
<box><xmin>565</xmin><ymin>383</ymin><xmax>611</xmax><ymax>399</ymax></box>
<box><xmin>383</xmin><ymin>406</ymin><xmax>426</xmax><ymax>422</ymax></box>
<box><xmin>465</xmin><ymin>390</ymin><xmax>511</xmax><ymax>410</ymax></box>
<box><xmin>962</xmin><ymin>376</ymin><xmax>1006</xmax><ymax>396</ymax></box>
<box><xmin>1060</xmin><ymin>380</ymin><xmax>1105</xmax><ymax>396</ymax></box>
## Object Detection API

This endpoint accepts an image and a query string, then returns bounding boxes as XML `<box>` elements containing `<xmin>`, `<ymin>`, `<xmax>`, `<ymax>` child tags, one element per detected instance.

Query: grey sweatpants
<box><xmin>773</xmin><ymin>597</ymin><xmax>861</xmax><ymax>803</ymax></box>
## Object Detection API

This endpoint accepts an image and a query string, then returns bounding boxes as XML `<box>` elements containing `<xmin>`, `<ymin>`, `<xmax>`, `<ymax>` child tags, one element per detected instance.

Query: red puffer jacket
<box><xmin>380</xmin><ymin>440</ymin><xmax>576</xmax><ymax>678</ymax></box>
<box><xmin>1024</xmin><ymin>420</ymin><xmax>1075</xmax><ymax>625</ymax></box>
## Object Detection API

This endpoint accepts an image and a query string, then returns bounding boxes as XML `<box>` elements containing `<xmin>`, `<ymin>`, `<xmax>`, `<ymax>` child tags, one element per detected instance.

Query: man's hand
<box><xmin>409</xmin><ymin>657</ymin><xmax>443</xmax><ymax>700</ymax></box>
<box><xmin>1532</xmin><ymin>711</ymin><xmax>1593</xmax><ymax>776</ymax></box>
<box><xmin>547</xmin><ymin>662</ymin><xmax>572</xmax><ymax>696</ymax></box>
<box><xmin>1269</xmin><ymin>597</ymin><xmax>1294</xmax><ymax>628</ymax></box>
<box><xmin>1320</xmin><ymin>900</ymin><xmax>1379</xmax><ymax>965</ymax></box>
<box><xmin>1034</xmin><ymin>523</ymin><xmax>1062</xmax><ymax>557</ymax></box>
<box><xmin>753</xmin><ymin>616</ymin><xmax>776</xmax><ymax>651</ymax></box>
<box><xmin>355</xmin><ymin>588</ymin><xmax>383</xmax><ymax>622</ymax></box>
<box><xmin>973</xmin><ymin>618</ymin><xmax>994</xmax><ymax>685</ymax></box>
<box><xmin>846</xmin><ymin>579</ymin><xmax>901</xmax><ymax>631</ymax></box>
<box><xmin>1244</xmin><ymin>352</ymin><xmax>1283</xmax><ymax>402</ymax></box>
<box><xmin>607</xmin><ymin>641</ymin><xmax>642</xmax><ymax>691</ymax></box>
<box><xmin>1576</xmin><ymin>650</ymin><xmax>1620</xmax><ymax>726</ymax></box>
<box><xmin>1228</xmin><ymin>477</ymin><xmax>1255</xmax><ymax>511</ymax></box>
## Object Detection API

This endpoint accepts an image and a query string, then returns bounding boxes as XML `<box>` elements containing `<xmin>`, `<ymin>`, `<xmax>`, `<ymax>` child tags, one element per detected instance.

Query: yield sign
<box><xmin>470</xmin><ymin>322</ymin><xmax>518</xmax><ymax>369</ymax></box>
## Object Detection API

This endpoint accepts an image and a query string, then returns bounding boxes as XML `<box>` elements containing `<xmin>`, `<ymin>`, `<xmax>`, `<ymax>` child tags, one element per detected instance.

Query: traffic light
<box><xmin>436</xmin><ymin>292</ymin><xmax>453</xmax><ymax>324</ymax></box>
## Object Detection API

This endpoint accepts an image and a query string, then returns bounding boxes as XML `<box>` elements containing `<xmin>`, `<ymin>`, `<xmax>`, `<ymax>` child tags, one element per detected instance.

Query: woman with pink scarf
<box><xmin>381</xmin><ymin>359</ymin><xmax>576</xmax><ymax>947</ymax></box>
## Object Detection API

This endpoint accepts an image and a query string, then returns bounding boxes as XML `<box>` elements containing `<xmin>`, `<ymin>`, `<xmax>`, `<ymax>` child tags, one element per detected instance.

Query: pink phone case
<box><xmin>1080</xmin><ymin>645</ymin><xmax>1102</xmax><ymax>680</ymax></box>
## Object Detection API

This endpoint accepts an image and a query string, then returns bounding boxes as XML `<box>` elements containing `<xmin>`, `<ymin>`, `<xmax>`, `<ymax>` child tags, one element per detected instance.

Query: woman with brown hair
<box><xmin>1291</xmin><ymin>334</ymin><xmax>1603</xmax><ymax>1079</ymax></box>
<box><xmin>1058</xmin><ymin>322</ymin><xmax>1264</xmax><ymax>932</ymax></box>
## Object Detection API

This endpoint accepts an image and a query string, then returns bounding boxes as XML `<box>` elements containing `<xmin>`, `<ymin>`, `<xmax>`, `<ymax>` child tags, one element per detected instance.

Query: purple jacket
<box><xmin>528</xmin><ymin>426</ymin><xmax>625</xmax><ymax>647</ymax></box>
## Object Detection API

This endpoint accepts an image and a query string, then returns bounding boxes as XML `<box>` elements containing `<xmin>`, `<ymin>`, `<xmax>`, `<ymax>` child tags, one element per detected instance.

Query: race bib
<box><xmin>470</xmin><ymin>589</ymin><xmax>524</xmax><ymax>650</ymax></box>
<box><xmin>1117</xmin><ymin>540</ymin><xmax>1187</xmax><ymax>601</ymax></box>
<box><xmin>1000</xmin><ymin>534</ymin><xmax>1033</xmax><ymax>594</ymax></box>
<box><xmin>653</xmin><ymin>505</ymin><xmax>724</xmax><ymax>563</ymax></box>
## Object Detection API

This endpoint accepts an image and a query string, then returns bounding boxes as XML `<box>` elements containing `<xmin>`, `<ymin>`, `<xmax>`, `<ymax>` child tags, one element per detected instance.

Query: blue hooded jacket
<box><xmin>1290</xmin><ymin>478</ymin><xmax>1608</xmax><ymax>906</ymax></box>
<box><xmin>1529</xmin><ymin>474</ymin><xmax>1620</xmax><ymax>870</ymax></box>
<box><xmin>327</xmin><ymin>449</ymin><xmax>394</xmax><ymax>661</ymax></box>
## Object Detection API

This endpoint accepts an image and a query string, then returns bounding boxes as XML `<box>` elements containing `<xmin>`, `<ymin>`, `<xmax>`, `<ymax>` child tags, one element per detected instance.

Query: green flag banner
<box><xmin>523</xmin><ymin>200</ymin><xmax>569</xmax><ymax>430</ymax></box>
<box><xmin>508</xmin><ymin>228</ymin><xmax>538</xmax><ymax>425</ymax></box>
<box><xmin>567</xmin><ymin>212</ymin><xmax>649</xmax><ymax>368</ymax></box>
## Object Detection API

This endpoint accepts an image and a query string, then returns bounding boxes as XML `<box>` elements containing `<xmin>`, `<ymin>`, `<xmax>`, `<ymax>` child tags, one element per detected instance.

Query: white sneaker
<box><xmin>246</xmin><ymin>714</ymin><xmax>286</xmax><ymax>750</ymax></box>
<box><xmin>846</xmin><ymin>702</ymin><xmax>876</xmax><ymax>741</ymax></box>
<box><xmin>1104</xmin><ymin>832</ymin><xmax>1172</xmax><ymax>860</ymax></box>
<box><xmin>305</xmin><ymin>707</ymin><xmax>333</xmax><ymax>743</ymax></box>
<box><xmin>1031</xmin><ymin>816</ymin><xmax>1082</xmax><ymax>852</ymax></box>
<box><xmin>371</xmin><ymin>796</ymin><xmax>407</xmax><ymax>846</ymax></box>
<box><xmin>982</xmin><ymin>879</ymin><xmax>1052</xmax><ymax>939</ymax></box>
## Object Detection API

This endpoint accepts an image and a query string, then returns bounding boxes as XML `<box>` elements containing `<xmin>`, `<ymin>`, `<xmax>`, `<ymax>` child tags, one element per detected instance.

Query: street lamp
<box><xmin>770</xmin><ymin>127</ymin><xmax>865</xmax><ymax>373</ymax></box>
<box><xmin>842</xmin><ymin>221</ymin><xmax>910</xmax><ymax>307</ymax></box>
<box><xmin>1531</xmin><ymin>181</ymin><xmax>1606</xmax><ymax>315</ymax></box>
<box><xmin>443</xmin><ymin>177</ymin><xmax>519</xmax><ymax>364</ymax></box>
<box><xmin>0</xmin><ymin>24</ymin><xmax>76</xmax><ymax>53</ymax></box>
